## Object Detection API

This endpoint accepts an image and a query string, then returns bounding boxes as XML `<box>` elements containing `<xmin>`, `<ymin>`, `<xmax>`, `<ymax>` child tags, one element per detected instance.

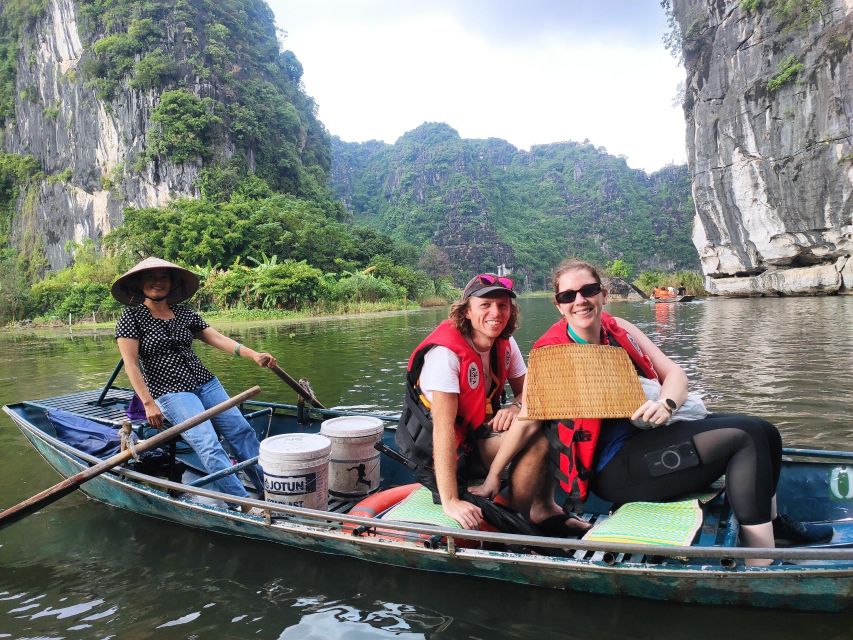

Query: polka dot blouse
<box><xmin>115</xmin><ymin>304</ymin><xmax>215</xmax><ymax>398</ymax></box>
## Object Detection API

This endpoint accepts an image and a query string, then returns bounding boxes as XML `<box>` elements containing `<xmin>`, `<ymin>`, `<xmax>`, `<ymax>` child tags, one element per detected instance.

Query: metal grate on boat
<box><xmin>25</xmin><ymin>388</ymin><xmax>137</xmax><ymax>425</ymax></box>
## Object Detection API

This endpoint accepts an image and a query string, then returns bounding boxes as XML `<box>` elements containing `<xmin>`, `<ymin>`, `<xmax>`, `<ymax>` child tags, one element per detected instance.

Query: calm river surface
<box><xmin>1</xmin><ymin>296</ymin><xmax>852</xmax><ymax>638</ymax></box>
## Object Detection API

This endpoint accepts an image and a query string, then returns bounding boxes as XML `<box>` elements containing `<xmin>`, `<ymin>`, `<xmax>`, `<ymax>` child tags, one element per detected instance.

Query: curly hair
<box><xmin>448</xmin><ymin>296</ymin><xmax>519</xmax><ymax>340</ymax></box>
<box><xmin>551</xmin><ymin>258</ymin><xmax>602</xmax><ymax>293</ymax></box>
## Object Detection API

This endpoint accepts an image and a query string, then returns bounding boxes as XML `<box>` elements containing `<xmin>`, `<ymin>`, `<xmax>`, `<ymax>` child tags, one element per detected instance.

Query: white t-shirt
<box><xmin>419</xmin><ymin>336</ymin><xmax>526</xmax><ymax>401</ymax></box>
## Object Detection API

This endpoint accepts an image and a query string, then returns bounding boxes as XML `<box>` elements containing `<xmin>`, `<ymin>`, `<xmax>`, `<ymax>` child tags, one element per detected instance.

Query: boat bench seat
<box><xmin>29</xmin><ymin>388</ymin><xmax>142</xmax><ymax>426</ymax></box>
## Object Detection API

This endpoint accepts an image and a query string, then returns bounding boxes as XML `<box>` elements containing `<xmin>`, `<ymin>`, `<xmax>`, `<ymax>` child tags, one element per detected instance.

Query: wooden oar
<box><xmin>270</xmin><ymin>364</ymin><xmax>325</xmax><ymax>408</ymax></box>
<box><xmin>0</xmin><ymin>385</ymin><xmax>261</xmax><ymax>530</ymax></box>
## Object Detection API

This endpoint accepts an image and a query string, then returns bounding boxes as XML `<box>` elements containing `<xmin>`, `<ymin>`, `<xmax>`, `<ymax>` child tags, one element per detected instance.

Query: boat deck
<box><xmin>24</xmin><ymin>388</ymin><xmax>139</xmax><ymax>425</ymax></box>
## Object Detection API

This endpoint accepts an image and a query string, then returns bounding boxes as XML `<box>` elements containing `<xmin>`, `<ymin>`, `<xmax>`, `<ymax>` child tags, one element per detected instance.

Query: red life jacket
<box><xmin>405</xmin><ymin>320</ymin><xmax>511</xmax><ymax>451</ymax></box>
<box><xmin>532</xmin><ymin>312</ymin><xmax>658</xmax><ymax>502</ymax></box>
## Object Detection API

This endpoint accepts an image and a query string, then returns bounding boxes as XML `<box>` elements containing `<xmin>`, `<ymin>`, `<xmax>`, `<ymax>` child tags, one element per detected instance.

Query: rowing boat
<box><xmin>650</xmin><ymin>295</ymin><xmax>695</xmax><ymax>303</ymax></box>
<box><xmin>3</xmin><ymin>386</ymin><xmax>853</xmax><ymax>612</ymax></box>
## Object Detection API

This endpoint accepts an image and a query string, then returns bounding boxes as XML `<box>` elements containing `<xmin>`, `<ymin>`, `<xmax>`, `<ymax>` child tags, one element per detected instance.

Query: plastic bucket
<box><xmin>258</xmin><ymin>433</ymin><xmax>331</xmax><ymax>512</ymax></box>
<box><xmin>320</xmin><ymin>416</ymin><xmax>384</xmax><ymax>498</ymax></box>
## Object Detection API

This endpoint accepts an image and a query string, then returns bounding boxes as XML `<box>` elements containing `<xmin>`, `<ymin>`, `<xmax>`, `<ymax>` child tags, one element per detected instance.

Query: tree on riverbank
<box><xmin>11</xmin><ymin>172</ymin><xmax>455</xmax><ymax>324</ymax></box>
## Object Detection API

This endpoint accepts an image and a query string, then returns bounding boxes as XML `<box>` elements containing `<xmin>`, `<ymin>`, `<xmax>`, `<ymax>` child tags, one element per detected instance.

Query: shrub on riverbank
<box><xmin>15</xmin><ymin>245</ymin><xmax>457</xmax><ymax>326</ymax></box>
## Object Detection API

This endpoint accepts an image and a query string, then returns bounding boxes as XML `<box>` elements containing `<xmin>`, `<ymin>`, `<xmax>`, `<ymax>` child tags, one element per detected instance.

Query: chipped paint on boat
<box><xmin>4</xmin><ymin>401</ymin><xmax>853</xmax><ymax>613</ymax></box>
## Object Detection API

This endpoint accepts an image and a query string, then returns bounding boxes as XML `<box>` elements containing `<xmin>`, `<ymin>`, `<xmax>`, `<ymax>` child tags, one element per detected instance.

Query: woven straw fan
<box><xmin>523</xmin><ymin>344</ymin><xmax>647</xmax><ymax>419</ymax></box>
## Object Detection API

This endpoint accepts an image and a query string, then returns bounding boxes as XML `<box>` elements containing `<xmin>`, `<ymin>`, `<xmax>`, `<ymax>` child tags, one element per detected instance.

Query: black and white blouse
<box><xmin>115</xmin><ymin>304</ymin><xmax>215</xmax><ymax>398</ymax></box>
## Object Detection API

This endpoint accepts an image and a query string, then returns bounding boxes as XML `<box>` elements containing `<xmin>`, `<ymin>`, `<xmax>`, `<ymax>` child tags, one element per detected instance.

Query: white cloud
<box><xmin>269</xmin><ymin>1</ymin><xmax>686</xmax><ymax>173</ymax></box>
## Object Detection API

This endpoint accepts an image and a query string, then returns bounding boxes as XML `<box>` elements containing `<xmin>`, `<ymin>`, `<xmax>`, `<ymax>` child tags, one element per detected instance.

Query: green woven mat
<box><xmin>381</xmin><ymin>486</ymin><xmax>462</xmax><ymax>529</ymax></box>
<box><xmin>583</xmin><ymin>499</ymin><xmax>703</xmax><ymax>547</ymax></box>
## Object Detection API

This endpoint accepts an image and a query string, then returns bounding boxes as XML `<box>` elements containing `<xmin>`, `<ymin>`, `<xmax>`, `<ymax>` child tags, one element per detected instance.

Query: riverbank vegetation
<box><xmin>0</xmin><ymin>159</ymin><xmax>704</xmax><ymax>328</ymax></box>
<box><xmin>4</xmin><ymin>236</ymin><xmax>704</xmax><ymax>329</ymax></box>
<box><xmin>0</xmin><ymin>1</ymin><xmax>706</xmax><ymax>329</ymax></box>
<box><xmin>0</xmin><ymin>167</ymin><xmax>466</xmax><ymax>326</ymax></box>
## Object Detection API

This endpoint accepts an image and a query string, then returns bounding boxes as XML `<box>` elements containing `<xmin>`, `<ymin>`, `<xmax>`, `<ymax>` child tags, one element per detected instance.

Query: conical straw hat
<box><xmin>523</xmin><ymin>343</ymin><xmax>647</xmax><ymax>419</ymax></box>
<box><xmin>110</xmin><ymin>257</ymin><xmax>200</xmax><ymax>305</ymax></box>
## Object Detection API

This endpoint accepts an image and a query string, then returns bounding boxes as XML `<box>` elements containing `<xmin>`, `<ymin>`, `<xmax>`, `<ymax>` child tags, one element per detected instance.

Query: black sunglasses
<box><xmin>555</xmin><ymin>282</ymin><xmax>603</xmax><ymax>304</ymax></box>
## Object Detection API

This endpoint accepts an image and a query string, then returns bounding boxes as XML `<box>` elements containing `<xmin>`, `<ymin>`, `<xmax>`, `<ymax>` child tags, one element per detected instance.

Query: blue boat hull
<box><xmin>6</xmin><ymin>399</ymin><xmax>853</xmax><ymax>613</ymax></box>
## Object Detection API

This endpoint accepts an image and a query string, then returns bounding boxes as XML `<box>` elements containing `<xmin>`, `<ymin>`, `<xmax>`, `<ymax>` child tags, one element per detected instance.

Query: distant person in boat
<box><xmin>396</xmin><ymin>273</ymin><xmax>574</xmax><ymax>532</ymax></box>
<box><xmin>677</xmin><ymin>283</ymin><xmax>687</xmax><ymax>296</ymax></box>
<box><xmin>112</xmin><ymin>257</ymin><xmax>276</xmax><ymax>502</ymax></box>
<box><xmin>487</xmin><ymin>258</ymin><xmax>831</xmax><ymax>561</ymax></box>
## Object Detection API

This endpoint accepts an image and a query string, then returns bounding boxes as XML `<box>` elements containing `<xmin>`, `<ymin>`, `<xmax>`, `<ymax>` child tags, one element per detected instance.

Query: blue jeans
<box><xmin>156</xmin><ymin>377</ymin><xmax>264</xmax><ymax>498</ymax></box>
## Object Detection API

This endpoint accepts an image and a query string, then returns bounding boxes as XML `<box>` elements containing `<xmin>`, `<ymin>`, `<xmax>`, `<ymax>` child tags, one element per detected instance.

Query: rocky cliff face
<box><xmin>3</xmin><ymin>0</ymin><xmax>328</xmax><ymax>271</ymax></box>
<box><xmin>670</xmin><ymin>0</ymin><xmax>853</xmax><ymax>295</ymax></box>
<box><xmin>5</xmin><ymin>0</ymin><xmax>197</xmax><ymax>269</ymax></box>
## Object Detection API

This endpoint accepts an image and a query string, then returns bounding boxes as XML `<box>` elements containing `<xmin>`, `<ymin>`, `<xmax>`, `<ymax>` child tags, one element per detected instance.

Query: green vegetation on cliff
<box><xmin>77</xmin><ymin>0</ymin><xmax>330</xmax><ymax>198</ymax></box>
<box><xmin>0</xmin><ymin>153</ymin><xmax>43</xmax><ymax>321</ymax></box>
<box><xmin>332</xmin><ymin>123</ymin><xmax>698</xmax><ymax>287</ymax></box>
<box><xmin>0</xmin><ymin>0</ymin><xmax>46</xmax><ymax>125</ymax></box>
<box><xmin>0</xmin><ymin>0</ymin><xmax>446</xmax><ymax>324</ymax></box>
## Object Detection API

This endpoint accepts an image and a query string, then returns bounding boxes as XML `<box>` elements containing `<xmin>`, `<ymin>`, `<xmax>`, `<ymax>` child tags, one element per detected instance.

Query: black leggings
<box><xmin>591</xmin><ymin>414</ymin><xmax>782</xmax><ymax>525</ymax></box>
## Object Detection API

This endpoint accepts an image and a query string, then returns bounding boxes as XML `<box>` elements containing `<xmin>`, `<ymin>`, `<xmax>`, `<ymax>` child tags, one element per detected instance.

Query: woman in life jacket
<box><xmin>483</xmin><ymin>258</ymin><xmax>831</xmax><ymax>563</ymax></box>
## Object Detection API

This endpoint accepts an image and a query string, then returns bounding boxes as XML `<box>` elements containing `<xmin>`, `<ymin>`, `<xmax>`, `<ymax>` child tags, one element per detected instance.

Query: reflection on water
<box><xmin>4</xmin><ymin>506</ymin><xmax>853</xmax><ymax>639</ymax></box>
<box><xmin>2</xmin><ymin>297</ymin><xmax>853</xmax><ymax>637</ymax></box>
<box><xmin>692</xmin><ymin>297</ymin><xmax>853</xmax><ymax>448</ymax></box>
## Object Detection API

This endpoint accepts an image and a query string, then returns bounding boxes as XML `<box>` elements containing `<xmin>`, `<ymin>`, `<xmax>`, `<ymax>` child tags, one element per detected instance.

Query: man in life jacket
<box><xmin>396</xmin><ymin>273</ymin><xmax>545</xmax><ymax>529</ymax></box>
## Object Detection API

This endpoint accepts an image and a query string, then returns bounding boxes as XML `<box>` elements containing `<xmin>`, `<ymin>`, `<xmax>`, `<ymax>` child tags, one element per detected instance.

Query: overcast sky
<box><xmin>266</xmin><ymin>1</ymin><xmax>687</xmax><ymax>173</ymax></box>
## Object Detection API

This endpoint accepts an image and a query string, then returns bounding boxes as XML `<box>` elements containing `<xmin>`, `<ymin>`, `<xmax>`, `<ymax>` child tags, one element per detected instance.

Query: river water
<box><xmin>1</xmin><ymin>296</ymin><xmax>852</xmax><ymax>638</ymax></box>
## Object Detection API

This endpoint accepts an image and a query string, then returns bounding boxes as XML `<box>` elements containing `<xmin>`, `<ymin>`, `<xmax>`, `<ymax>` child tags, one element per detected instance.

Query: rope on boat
<box><xmin>264</xmin><ymin>411</ymin><xmax>273</xmax><ymax>440</ymax></box>
<box><xmin>299</xmin><ymin>378</ymin><xmax>318</xmax><ymax>404</ymax></box>
<box><xmin>119</xmin><ymin>420</ymin><xmax>140</xmax><ymax>461</ymax></box>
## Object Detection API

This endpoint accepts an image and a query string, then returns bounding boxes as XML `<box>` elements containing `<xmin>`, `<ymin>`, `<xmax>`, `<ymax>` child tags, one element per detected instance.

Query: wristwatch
<box><xmin>511</xmin><ymin>401</ymin><xmax>522</xmax><ymax>409</ymax></box>
<box><xmin>659</xmin><ymin>398</ymin><xmax>677</xmax><ymax>414</ymax></box>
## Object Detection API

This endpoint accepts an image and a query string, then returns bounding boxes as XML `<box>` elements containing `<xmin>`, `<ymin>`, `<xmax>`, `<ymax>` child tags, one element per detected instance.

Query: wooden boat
<box><xmin>650</xmin><ymin>295</ymin><xmax>695</xmax><ymax>303</ymax></box>
<box><xmin>4</xmin><ymin>386</ymin><xmax>853</xmax><ymax>613</ymax></box>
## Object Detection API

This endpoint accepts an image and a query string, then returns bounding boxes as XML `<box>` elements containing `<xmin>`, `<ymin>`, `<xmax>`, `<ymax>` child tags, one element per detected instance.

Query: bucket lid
<box><xmin>259</xmin><ymin>433</ymin><xmax>331</xmax><ymax>460</ymax></box>
<box><xmin>320</xmin><ymin>415</ymin><xmax>385</xmax><ymax>438</ymax></box>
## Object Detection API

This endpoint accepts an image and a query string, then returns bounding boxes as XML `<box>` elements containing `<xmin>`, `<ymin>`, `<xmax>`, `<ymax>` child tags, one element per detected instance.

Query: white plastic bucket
<box><xmin>320</xmin><ymin>416</ymin><xmax>384</xmax><ymax>498</ymax></box>
<box><xmin>258</xmin><ymin>433</ymin><xmax>331</xmax><ymax>512</ymax></box>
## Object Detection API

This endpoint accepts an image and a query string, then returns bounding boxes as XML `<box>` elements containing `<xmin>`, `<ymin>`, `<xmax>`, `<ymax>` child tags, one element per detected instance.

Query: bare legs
<box><xmin>505</xmin><ymin>431</ymin><xmax>590</xmax><ymax>532</ymax></box>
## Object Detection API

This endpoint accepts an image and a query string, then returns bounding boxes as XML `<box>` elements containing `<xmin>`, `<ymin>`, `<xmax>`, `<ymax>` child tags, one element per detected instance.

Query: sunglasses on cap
<box><xmin>476</xmin><ymin>273</ymin><xmax>514</xmax><ymax>289</ymax></box>
<box><xmin>555</xmin><ymin>282</ymin><xmax>603</xmax><ymax>304</ymax></box>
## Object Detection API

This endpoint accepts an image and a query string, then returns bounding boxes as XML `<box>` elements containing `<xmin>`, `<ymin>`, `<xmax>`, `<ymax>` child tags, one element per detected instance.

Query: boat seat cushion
<box><xmin>583</xmin><ymin>499</ymin><xmax>704</xmax><ymax>546</ymax></box>
<box><xmin>381</xmin><ymin>485</ymin><xmax>463</xmax><ymax>529</ymax></box>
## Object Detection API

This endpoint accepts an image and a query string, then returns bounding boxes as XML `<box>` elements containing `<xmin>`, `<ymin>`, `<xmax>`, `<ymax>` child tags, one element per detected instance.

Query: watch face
<box><xmin>665</xmin><ymin>398</ymin><xmax>677</xmax><ymax>410</ymax></box>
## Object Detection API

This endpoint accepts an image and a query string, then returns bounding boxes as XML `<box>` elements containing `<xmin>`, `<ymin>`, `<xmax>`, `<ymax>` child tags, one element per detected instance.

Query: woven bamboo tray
<box><xmin>523</xmin><ymin>343</ymin><xmax>646</xmax><ymax>419</ymax></box>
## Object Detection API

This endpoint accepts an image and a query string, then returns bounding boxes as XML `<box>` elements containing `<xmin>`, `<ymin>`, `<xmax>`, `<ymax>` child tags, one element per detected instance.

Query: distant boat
<box><xmin>650</xmin><ymin>295</ymin><xmax>695</xmax><ymax>303</ymax></box>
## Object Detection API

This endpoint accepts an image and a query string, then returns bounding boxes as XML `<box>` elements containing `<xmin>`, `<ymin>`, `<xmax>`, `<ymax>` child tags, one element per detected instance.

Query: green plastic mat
<box><xmin>381</xmin><ymin>486</ymin><xmax>462</xmax><ymax>529</ymax></box>
<box><xmin>583</xmin><ymin>499</ymin><xmax>703</xmax><ymax>547</ymax></box>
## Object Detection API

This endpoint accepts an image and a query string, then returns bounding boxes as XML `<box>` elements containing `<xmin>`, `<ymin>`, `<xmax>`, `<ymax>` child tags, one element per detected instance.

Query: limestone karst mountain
<box><xmin>1</xmin><ymin>0</ymin><xmax>330</xmax><ymax>269</ymax></box>
<box><xmin>669</xmin><ymin>0</ymin><xmax>852</xmax><ymax>295</ymax></box>
<box><xmin>330</xmin><ymin>123</ymin><xmax>698</xmax><ymax>285</ymax></box>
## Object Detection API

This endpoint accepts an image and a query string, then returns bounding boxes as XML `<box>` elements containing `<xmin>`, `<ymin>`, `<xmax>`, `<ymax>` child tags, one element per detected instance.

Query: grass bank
<box><xmin>1</xmin><ymin>290</ymin><xmax>582</xmax><ymax>337</ymax></box>
<box><xmin>1</xmin><ymin>299</ymin><xmax>431</xmax><ymax>336</ymax></box>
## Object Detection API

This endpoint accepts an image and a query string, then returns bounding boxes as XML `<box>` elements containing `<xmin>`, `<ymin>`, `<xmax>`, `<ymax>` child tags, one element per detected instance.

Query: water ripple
<box><xmin>2</xmin><ymin>298</ymin><xmax>853</xmax><ymax>638</ymax></box>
